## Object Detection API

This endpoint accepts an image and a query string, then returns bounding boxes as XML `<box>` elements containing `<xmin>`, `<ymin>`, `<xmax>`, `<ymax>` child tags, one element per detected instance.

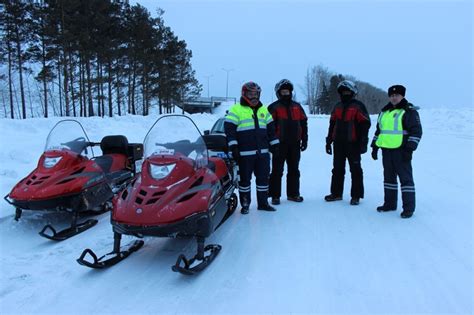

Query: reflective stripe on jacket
<box><xmin>224</xmin><ymin>102</ymin><xmax>278</xmax><ymax>156</ymax></box>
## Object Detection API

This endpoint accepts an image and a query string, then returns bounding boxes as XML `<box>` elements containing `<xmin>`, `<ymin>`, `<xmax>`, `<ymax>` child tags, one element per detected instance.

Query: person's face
<box><xmin>389</xmin><ymin>93</ymin><xmax>404</xmax><ymax>105</ymax></box>
<box><xmin>279</xmin><ymin>89</ymin><xmax>291</xmax><ymax>96</ymax></box>
<box><xmin>244</xmin><ymin>90</ymin><xmax>260</xmax><ymax>106</ymax></box>
<box><xmin>341</xmin><ymin>90</ymin><xmax>352</xmax><ymax>97</ymax></box>
<box><xmin>339</xmin><ymin>90</ymin><xmax>353</xmax><ymax>102</ymax></box>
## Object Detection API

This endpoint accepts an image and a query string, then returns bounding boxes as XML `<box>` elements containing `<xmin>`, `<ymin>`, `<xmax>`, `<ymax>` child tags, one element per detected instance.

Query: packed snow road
<box><xmin>0</xmin><ymin>107</ymin><xmax>472</xmax><ymax>314</ymax></box>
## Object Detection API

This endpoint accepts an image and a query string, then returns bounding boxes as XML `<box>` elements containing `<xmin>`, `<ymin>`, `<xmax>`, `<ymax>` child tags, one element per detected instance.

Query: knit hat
<box><xmin>388</xmin><ymin>85</ymin><xmax>406</xmax><ymax>97</ymax></box>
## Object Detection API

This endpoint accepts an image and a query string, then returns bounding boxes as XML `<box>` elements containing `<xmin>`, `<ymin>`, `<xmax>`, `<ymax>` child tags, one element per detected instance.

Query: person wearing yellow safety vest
<box><xmin>371</xmin><ymin>85</ymin><xmax>422</xmax><ymax>219</ymax></box>
<box><xmin>224</xmin><ymin>82</ymin><xmax>279</xmax><ymax>214</ymax></box>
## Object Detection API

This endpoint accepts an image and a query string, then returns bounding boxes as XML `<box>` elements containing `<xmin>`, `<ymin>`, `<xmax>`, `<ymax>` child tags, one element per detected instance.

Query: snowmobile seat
<box><xmin>202</xmin><ymin>134</ymin><xmax>228</xmax><ymax>153</ymax></box>
<box><xmin>100</xmin><ymin>135</ymin><xmax>129</xmax><ymax>156</ymax></box>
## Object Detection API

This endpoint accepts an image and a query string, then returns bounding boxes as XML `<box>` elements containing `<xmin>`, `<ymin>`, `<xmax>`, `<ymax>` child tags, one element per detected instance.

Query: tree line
<box><xmin>303</xmin><ymin>64</ymin><xmax>388</xmax><ymax>115</ymax></box>
<box><xmin>0</xmin><ymin>0</ymin><xmax>201</xmax><ymax>119</ymax></box>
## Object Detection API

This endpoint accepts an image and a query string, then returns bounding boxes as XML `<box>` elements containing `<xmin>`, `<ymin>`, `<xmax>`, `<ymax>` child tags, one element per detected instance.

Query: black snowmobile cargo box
<box><xmin>128</xmin><ymin>143</ymin><xmax>143</xmax><ymax>161</ymax></box>
<box><xmin>203</xmin><ymin>134</ymin><xmax>228</xmax><ymax>152</ymax></box>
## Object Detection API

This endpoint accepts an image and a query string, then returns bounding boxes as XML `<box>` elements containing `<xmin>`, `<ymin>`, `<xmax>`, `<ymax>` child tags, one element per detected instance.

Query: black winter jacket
<box><xmin>268</xmin><ymin>99</ymin><xmax>308</xmax><ymax>145</ymax></box>
<box><xmin>327</xmin><ymin>99</ymin><xmax>371</xmax><ymax>146</ymax></box>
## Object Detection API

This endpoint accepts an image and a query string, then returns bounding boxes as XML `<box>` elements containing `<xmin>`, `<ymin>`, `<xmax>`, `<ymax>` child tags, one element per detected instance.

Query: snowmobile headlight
<box><xmin>43</xmin><ymin>156</ymin><xmax>62</xmax><ymax>168</ymax></box>
<box><xmin>150</xmin><ymin>163</ymin><xmax>176</xmax><ymax>180</ymax></box>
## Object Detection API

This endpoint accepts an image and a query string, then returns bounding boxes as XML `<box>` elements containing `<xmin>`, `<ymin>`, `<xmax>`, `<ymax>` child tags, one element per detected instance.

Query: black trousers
<box><xmin>269</xmin><ymin>142</ymin><xmax>301</xmax><ymax>198</ymax></box>
<box><xmin>382</xmin><ymin>148</ymin><xmax>415</xmax><ymax>213</ymax></box>
<box><xmin>330</xmin><ymin>142</ymin><xmax>364</xmax><ymax>198</ymax></box>
<box><xmin>238</xmin><ymin>153</ymin><xmax>270</xmax><ymax>208</ymax></box>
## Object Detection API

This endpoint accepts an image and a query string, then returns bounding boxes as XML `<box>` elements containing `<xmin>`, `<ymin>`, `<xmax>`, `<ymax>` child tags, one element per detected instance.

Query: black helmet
<box><xmin>274</xmin><ymin>79</ymin><xmax>294</xmax><ymax>98</ymax></box>
<box><xmin>337</xmin><ymin>80</ymin><xmax>358</xmax><ymax>95</ymax></box>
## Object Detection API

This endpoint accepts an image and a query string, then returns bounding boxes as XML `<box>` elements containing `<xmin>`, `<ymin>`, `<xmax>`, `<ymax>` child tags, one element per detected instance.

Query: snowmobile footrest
<box><xmin>39</xmin><ymin>219</ymin><xmax>98</xmax><ymax>241</ymax></box>
<box><xmin>172</xmin><ymin>244</ymin><xmax>222</xmax><ymax>275</ymax></box>
<box><xmin>76</xmin><ymin>240</ymin><xmax>144</xmax><ymax>269</ymax></box>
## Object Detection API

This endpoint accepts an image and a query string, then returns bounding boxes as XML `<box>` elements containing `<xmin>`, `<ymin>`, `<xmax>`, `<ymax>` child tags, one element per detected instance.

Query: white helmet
<box><xmin>337</xmin><ymin>80</ymin><xmax>358</xmax><ymax>95</ymax></box>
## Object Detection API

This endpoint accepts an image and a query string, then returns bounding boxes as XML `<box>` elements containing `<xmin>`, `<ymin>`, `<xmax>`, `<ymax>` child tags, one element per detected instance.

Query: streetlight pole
<box><xmin>203</xmin><ymin>75</ymin><xmax>213</xmax><ymax>98</ymax></box>
<box><xmin>222</xmin><ymin>68</ymin><xmax>234</xmax><ymax>99</ymax></box>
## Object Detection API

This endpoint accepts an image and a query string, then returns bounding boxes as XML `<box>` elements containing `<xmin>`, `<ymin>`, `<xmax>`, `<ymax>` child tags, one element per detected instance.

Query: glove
<box><xmin>230</xmin><ymin>145</ymin><xmax>240</xmax><ymax>161</ymax></box>
<box><xmin>300</xmin><ymin>140</ymin><xmax>308</xmax><ymax>152</ymax></box>
<box><xmin>270</xmin><ymin>144</ymin><xmax>280</xmax><ymax>157</ymax></box>
<box><xmin>371</xmin><ymin>147</ymin><xmax>378</xmax><ymax>160</ymax></box>
<box><xmin>325</xmin><ymin>143</ymin><xmax>332</xmax><ymax>155</ymax></box>
<box><xmin>402</xmin><ymin>149</ymin><xmax>413</xmax><ymax>162</ymax></box>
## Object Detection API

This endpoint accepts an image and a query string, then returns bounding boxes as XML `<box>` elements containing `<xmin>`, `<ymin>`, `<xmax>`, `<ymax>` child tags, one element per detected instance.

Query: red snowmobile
<box><xmin>77</xmin><ymin>115</ymin><xmax>238</xmax><ymax>275</ymax></box>
<box><xmin>4</xmin><ymin>120</ymin><xmax>143</xmax><ymax>241</ymax></box>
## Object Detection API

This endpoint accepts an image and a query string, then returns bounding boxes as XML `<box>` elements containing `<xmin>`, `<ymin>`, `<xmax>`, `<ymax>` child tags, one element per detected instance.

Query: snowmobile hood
<box><xmin>8</xmin><ymin>150</ymin><xmax>107</xmax><ymax>204</ymax></box>
<box><xmin>112</xmin><ymin>155</ymin><xmax>220</xmax><ymax>226</ymax></box>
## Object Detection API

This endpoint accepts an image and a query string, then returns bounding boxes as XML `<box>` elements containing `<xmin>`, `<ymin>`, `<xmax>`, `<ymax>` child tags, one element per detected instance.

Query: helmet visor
<box><xmin>244</xmin><ymin>90</ymin><xmax>260</xmax><ymax>99</ymax></box>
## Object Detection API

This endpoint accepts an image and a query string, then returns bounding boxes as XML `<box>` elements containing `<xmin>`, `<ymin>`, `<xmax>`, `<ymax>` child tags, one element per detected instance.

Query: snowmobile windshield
<box><xmin>44</xmin><ymin>120</ymin><xmax>94</xmax><ymax>158</ymax></box>
<box><xmin>144</xmin><ymin>115</ymin><xmax>208</xmax><ymax>167</ymax></box>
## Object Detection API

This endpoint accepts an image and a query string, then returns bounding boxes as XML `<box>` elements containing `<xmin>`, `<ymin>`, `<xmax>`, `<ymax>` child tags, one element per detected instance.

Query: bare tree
<box><xmin>302</xmin><ymin>64</ymin><xmax>331</xmax><ymax>114</ymax></box>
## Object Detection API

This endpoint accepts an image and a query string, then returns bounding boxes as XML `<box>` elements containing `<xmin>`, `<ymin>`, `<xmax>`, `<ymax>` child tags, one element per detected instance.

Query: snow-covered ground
<box><xmin>0</xmin><ymin>104</ymin><xmax>472</xmax><ymax>314</ymax></box>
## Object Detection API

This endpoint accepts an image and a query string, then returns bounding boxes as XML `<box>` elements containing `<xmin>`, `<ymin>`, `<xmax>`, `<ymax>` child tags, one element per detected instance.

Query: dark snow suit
<box><xmin>372</xmin><ymin>99</ymin><xmax>422</xmax><ymax>214</ymax></box>
<box><xmin>268</xmin><ymin>99</ymin><xmax>308</xmax><ymax>199</ymax></box>
<box><xmin>327</xmin><ymin>99</ymin><xmax>371</xmax><ymax>198</ymax></box>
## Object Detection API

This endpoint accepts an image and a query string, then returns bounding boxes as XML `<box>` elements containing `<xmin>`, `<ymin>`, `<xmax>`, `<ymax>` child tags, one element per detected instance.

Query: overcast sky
<box><xmin>133</xmin><ymin>0</ymin><xmax>473</xmax><ymax>107</ymax></box>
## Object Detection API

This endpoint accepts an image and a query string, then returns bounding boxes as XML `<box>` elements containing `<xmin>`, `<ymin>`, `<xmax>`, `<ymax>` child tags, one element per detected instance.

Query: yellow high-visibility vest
<box><xmin>375</xmin><ymin>109</ymin><xmax>406</xmax><ymax>149</ymax></box>
<box><xmin>225</xmin><ymin>103</ymin><xmax>272</xmax><ymax>131</ymax></box>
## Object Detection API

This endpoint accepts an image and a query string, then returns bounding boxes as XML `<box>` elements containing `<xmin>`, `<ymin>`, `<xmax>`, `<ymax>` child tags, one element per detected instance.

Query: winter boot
<box><xmin>350</xmin><ymin>198</ymin><xmax>360</xmax><ymax>205</ymax></box>
<box><xmin>240</xmin><ymin>194</ymin><xmax>250</xmax><ymax>214</ymax></box>
<box><xmin>257</xmin><ymin>204</ymin><xmax>276</xmax><ymax>211</ymax></box>
<box><xmin>271</xmin><ymin>197</ymin><xmax>280</xmax><ymax>205</ymax></box>
<box><xmin>288</xmin><ymin>195</ymin><xmax>304</xmax><ymax>202</ymax></box>
<box><xmin>324</xmin><ymin>194</ymin><xmax>342</xmax><ymax>202</ymax></box>
<box><xmin>376</xmin><ymin>205</ymin><xmax>397</xmax><ymax>212</ymax></box>
<box><xmin>400</xmin><ymin>211</ymin><xmax>413</xmax><ymax>219</ymax></box>
<box><xmin>240</xmin><ymin>206</ymin><xmax>249</xmax><ymax>215</ymax></box>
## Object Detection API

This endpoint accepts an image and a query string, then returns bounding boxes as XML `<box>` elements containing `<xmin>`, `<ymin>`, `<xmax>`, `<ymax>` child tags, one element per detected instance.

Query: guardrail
<box><xmin>178</xmin><ymin>97</ymin><xmax>236</xmax><ymax>114</ymax></box>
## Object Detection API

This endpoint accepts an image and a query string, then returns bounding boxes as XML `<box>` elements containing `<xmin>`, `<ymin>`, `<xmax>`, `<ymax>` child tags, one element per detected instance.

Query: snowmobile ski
<box><xmin>39</xmin><ymin>219</ymin><xmax>98</xmax><ymax>241</ymax></box>
<box><xmin>172</xmin><ymin>237</ymin><xmax>221</xmax><ymax>275</ymax></box>
<box><xmin>77</xmin><ymin>233</ymin><xmax>144</xmax><ymax>268</ymax></box>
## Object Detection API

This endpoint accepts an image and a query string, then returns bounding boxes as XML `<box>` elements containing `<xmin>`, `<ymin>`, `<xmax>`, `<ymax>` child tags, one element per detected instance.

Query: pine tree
<box><xmin>29</xmin><ymin>2</ymin><xmax>58</xmax><ymax>118</ymax></box>
<box><xmin>316</xmin><ymin>82</ymin><xmax>331</xmax><ymax>114</ymax></box>
<box><xmin>327</xmin><ymin>74</ymin><xmax>345</xmax><ymax>109</ymax></box>
<box><xmin>1</xmin><ymin>1</ymin><xmax>34</xmax><ymax>119</ymax></box>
